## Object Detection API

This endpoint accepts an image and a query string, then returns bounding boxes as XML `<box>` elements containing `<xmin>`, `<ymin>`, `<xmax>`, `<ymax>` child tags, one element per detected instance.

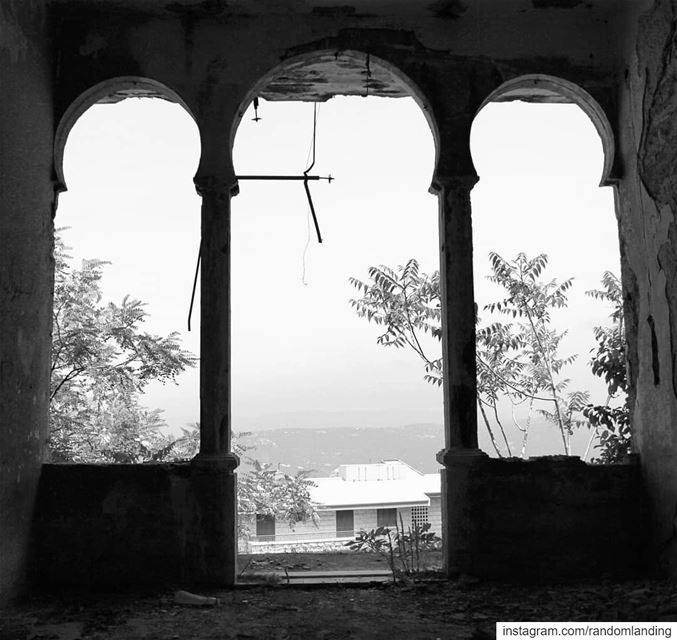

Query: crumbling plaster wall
<box><xmin>50</xmin><ymin>1</ymin><xmax>631</xmax><ymax>179</ymax></box>
<box><xmin>616</xmin><ymin>0</ymin><xmax>677</xmax><ymax>574</ymax></box>
<box><xmin>0</xmin><ymin>0</ymin><xmax>54</xmax><ymax>606</ymax></box>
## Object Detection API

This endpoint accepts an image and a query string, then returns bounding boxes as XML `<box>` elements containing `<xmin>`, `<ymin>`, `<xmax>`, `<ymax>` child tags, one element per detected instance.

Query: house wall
<box><xmin>244</xmin><ymin>510</ymin><xmax>343</xmax><ymax>554</ymax></box>
<box><xmin>282</xmin><ymin>510</ymin><xmax>337</xmax><ymax>541</ymax></box>
<box><xmin>428</xmin><ymin>497</ymin><xmax>443</xmax><ymax>537</ymax></box>
<box><xmin>0</xmin><ymin>0</ymin><xmax>54</xmax><ymax>606</ymax></box>
<box><xmin>355</xmin><ymin>509</ymin><xmax>377</xmax><ymax>533</ymax></box>
<box><xmin>243</xmin><ymin>505</ymin><xmax>429</xmax><ymax>554</ymax></box>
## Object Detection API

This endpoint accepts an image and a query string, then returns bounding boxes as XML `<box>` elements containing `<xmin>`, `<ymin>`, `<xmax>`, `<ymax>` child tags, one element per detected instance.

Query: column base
<box><xmin>438</xmin><ymin>447</ymin><xmax>489</xmax><ymax>578</ymax></box>
<box><xmin>191</xmin><ymin>452</ymin><xmax>240</xmax><ymax>472</ymax></box>
<box><xmin>188</xmin><ymin>456</ymin><xmax>239</xmax><ymax>586</ymax></box>
<box><xmin>437</xmin><ymin>447</ymin><xmax>488</xmax><ymax>467</ymax></box>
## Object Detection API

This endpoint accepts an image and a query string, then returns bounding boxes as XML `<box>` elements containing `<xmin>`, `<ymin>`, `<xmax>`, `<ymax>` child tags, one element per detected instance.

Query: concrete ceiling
<box><xmin>257</xmin><ymin>53</ymin><xmax>411</xmax><ymax>102</ymax></box>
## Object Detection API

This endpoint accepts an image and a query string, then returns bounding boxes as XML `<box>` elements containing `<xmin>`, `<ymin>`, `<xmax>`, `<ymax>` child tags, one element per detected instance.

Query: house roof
<box><xmin>276</xmin><ymin>460</ymin><xmax>443</xmax><ymax>510</ymax></box>
<box><xmin>310</xmin><ymin>477</ymin><xmax>432</xmax><ymax>510</ymax></box>
<box><xmin>422</xmin><ymin>473</ymin><xmax>441</xmax><ymax>496</ymax></box>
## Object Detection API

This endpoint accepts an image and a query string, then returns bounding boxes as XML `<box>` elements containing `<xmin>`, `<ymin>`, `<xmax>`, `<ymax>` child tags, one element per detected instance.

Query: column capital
<box><xmin>194</xmin><ymin>174</ymin><xmax>239</xmax><ymax>199</ymax></box>
<box><xmin>430</xmin><ymin>174</ymin><xmax>479</xmax><ymax>195</ymax></box>
<box><xmin>191</xmin><ymin>452</ymin><xmax>240</xmax><ymax>473</ymax></box>
<box><xmin>436</xmin><ymin>447</ymin><xmax>488</xmax><ymax>467</ymax></box>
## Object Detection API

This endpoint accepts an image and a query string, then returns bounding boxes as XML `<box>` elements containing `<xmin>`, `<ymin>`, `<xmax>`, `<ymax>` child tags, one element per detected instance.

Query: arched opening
<box><xmin>50</xmin><ymin>79</ymin><xmax>202</xmax><ymax>464</ymax></box>
<box><xmin>230</xmin><ymin>51</ymin><xmax>445</xmax><ymax>577</ymax></box>
<box><xmin>470</xmin><ymin>75</ymin><xmax>624</xmax><ymax>461</ymax></box>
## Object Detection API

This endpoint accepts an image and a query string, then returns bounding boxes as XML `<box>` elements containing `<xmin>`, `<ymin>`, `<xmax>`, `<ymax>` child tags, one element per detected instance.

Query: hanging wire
<box><xmin>187</xmin><ymin>241</ymin><xmax>201</xmax><ymax>331</ymax></box>
<box><xmin>301</xmin><ymin>202</ymin><xmax>312</xmax><ymax>286</ymax></box>
<box><xmin>302</xmin><ymin>103</ymin><xmax>320</xmax><ymax>285</ymax></box>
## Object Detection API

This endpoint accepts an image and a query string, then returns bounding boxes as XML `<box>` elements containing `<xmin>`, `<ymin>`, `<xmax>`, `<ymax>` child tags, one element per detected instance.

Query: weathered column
<box><xmin>191</xmin><ymin>174</ymin><xmax>239</xmax><ymax>585</ymax></box>
<box><xmin>433</xmin><ymin>173</ymin><xmax>489</xmax><ymax>577</ymax></box>
<box><xmin>433</xmin><ymin>174</ymin><xmax>480</xmax><ymax>452</ymax></box>
<box><xmin>193</xmin><ymin>174</ymin><xmax>239</xmax><ymax>469</ymax></box>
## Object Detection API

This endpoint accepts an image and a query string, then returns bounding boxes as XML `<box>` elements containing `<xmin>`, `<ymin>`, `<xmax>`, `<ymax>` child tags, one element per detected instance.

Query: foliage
<box><xmin>350</xmin><ymin>253</ymin><xmax>590</xmax><ymax>458</ymax></box>
<box><xmin>50</xmin><ymin>230</ymin><xmax>197</xmax><ymax>462</ymax></box>
<box><xmin>582</xmin><ymin>272</ymin><xmax>632</xmax><ymax>463</ymax></box>
<box><xmin>349</xmin><ymin>260</ymin><xmax>443</xmax><ymax>386</ymax></box>
<box><xmin>238</xmin><ymin>459</ymin><xmax>319</xmax><ymax>532</ymax></box>
<box><xmin>345</xmin><ymin>515</ymin><xmax>441</xmax><ymax>584</ymax></box>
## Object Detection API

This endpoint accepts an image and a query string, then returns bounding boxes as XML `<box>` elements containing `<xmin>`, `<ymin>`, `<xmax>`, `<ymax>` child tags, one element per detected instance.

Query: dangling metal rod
<box><xmin>235</xmin><ymin>175</ymin><xmax>331</xmax><ymax>244</ymax></box>
<box><xmin>303</xmin><ymin>103</ymin><xmax>323</xmax><ymax>244</ymax></box>
<box><xmin>187</xmin><ymin>241</ymin><xmax>201</xmax><ymax>331</ymax></box>
<box><xmin>303</xmin><ymin>177</ymin><xmax>322</xmax><ymax>244</ymax></box>
<box><xmin>252</xmin><ymin>96</ymin><xmax>262</xmax><ymax>122</ymax></box>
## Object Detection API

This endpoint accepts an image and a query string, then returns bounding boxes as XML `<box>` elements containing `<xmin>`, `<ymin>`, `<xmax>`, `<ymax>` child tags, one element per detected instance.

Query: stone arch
<box><xmin>229</xmin><ymin>49</ymin><xmax>440</xmax><ymax>183</ymax></box>
<box><xmin>54</xmin><ymin>76</ymin><xmax>199</xmax><ymax>195</ymax></box>
<box><xmin>476</xmin><ymin>74</ymin><xmax>616</xmax><ymax>188</ymax></box>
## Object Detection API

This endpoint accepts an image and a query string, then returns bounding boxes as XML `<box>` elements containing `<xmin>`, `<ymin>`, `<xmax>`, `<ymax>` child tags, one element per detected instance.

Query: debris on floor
<box><xmin>173</xmin><ymin>590</ymin><xmax>220</xmax><ymax>607</ymax></box>
<box><xmin>3</xmin><ymin>577</ymin><xmax>677</xmax><ymax>640</ymax></box>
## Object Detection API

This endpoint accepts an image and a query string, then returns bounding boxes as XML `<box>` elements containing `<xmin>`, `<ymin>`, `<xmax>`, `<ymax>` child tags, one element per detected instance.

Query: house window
<box><xmin>256</xmin><ymin>514</ymin><xmax>276</xmax><ymax>541</ymax></box>
<box><xmin>377</xmin><ymin>508</ymin><xmax>397</xmax><ymax>528</ymax></box>
<box><xmin>336</xmin><ymin>510</ymin><xmax>355</xmax><ymax>538</ymax></box>
<box><xmin>411</xmin><ymin>506</ymin><xmax>429</xmax><ymax>529</ymax></box>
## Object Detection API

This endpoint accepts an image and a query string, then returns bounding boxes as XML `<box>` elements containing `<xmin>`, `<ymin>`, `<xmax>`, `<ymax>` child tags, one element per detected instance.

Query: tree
<box><xmin>349</xmin><ymin>252</ymin><xmax>594</xmax><ymax>458</ymax></box>
<box><xmin>50</xmin><ymin>231</ymin><xmax>197</xmax><ymax>462</ymax></box>
<box><xmin>159</xmin><ymin>425</ymin><xmax>319</xmax><ymax>535</ymax></box>
<box><xmin>582</xmin><ymin>272</ymin><xmax>631</xmax><ymax>463</ymax></box>
<box><xmin>484</xmin><ymin>252</ymin><xmax>587</xmax><ymax>456</ymax></box>
<box><xmin>238</xmin><ymin>460</ymin><xmax>319</xmax><ymax>535</ymax></box>
<box><xmin>349</xmin><ymin>260</ymin><xmax>443</xmax><ymax>387</ymax></box>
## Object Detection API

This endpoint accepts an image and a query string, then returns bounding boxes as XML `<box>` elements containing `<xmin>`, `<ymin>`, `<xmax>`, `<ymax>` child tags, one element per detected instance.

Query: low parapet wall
<box><xmin>443</xmin><ymin>454</ymin><xmax>645</xmax><ymax>581</ymax></box>
<box><xmin>28</xmin><ymin>456</ymin><xmax>644</xmax><ymax>589</ymax></box>
<box><xmin>29</xmin><ymin>463</ymin><xmax>237</xmax><ymax>590</ymax></box>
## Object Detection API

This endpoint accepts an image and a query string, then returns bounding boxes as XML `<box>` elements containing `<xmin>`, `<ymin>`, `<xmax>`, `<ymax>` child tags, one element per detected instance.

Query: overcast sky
<box><xmin>57</xmin><ymin>95</ymin><xmax>619</xmax><ymax>457</ymax></box>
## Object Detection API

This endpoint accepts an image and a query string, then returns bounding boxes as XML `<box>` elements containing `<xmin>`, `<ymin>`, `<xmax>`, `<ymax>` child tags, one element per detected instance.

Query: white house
<box><xmin>240</xmin><ymin>459</ymin><xmax>442</xmax><ymax>554</ymax></box>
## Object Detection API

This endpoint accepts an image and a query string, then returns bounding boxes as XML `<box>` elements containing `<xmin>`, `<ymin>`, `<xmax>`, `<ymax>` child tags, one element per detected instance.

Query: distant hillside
<box><xmin>236</xmin><ymin>424</ymin><xmax>444</xmax><ymax>477</ymax></box>
<box><xmin>234</xmin><ymin>418</ymin><xmax>596</xmax><ymax>477</ymax></box>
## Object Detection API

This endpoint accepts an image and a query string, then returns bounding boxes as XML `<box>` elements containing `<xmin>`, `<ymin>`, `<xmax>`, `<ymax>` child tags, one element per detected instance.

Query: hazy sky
<box><xmin>57</xmin><ymin>95</ymin><xmax>619</xmax><ymax>457</ymax></box>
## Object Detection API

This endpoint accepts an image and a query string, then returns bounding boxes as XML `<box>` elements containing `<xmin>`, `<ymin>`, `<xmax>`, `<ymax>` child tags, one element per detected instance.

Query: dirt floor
<box><xmin>3</xmin><ymin>572</ymin><xmax>677</xmax><ymax>640</ymax></box>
